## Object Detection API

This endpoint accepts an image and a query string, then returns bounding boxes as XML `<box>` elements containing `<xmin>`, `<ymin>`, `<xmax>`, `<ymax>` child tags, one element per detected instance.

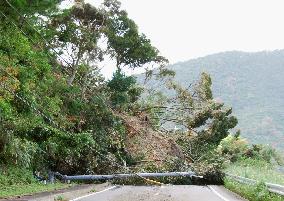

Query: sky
<box><xmin>81</xmin><ymin>0</ymin><xmax>284</xmax><ymax>77</ymax></box>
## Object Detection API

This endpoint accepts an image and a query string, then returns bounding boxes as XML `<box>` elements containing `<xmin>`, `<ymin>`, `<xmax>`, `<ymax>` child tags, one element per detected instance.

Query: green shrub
<box><xmin>0</xmin><ymin>167</ymin><xmax>37</xmax><ymax>186</ymax></box>
<box><xmin>0</xmin><ymin>166</ymin><xmax>68</xmax><ymax>199</ymax></box>
<box><xmin>107</xmin><ymin>69</ymin><xmax>142</xmax><ymax>110</ymax></box>
<box><xmin>248</xmin><ymin>144</ymin><xmax>283</xmax><ymax>165</ymax></box>
<box><xmin>217</xmin><ymin>134</ymin><xmax>249</xmax><ymax>162</ymax></box>
<box><xmin>43</xmin><ymin>131</ymin><xmax>98</xmax><ymax>174</ymax></box>
<box><xmin>0</xmin><ymin>136</ymin><xmax>38</xmax><ymax>168</ymax></box>
<box><xmin>217</xmin><ymin>135</ymin><xmax>283</xmax><ymax>164</ymax></box>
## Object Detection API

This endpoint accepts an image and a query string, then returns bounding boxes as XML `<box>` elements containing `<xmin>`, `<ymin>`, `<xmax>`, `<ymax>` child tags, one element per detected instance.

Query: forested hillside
<box><xmin>0</xmin><ymin>0</ymin><xmax>173</xmax><ymax>176</ymax></box>
<box><xmin>160</xmin><ymin>51</ymin><xmax>284</xmax><ymax>151</ymax></box>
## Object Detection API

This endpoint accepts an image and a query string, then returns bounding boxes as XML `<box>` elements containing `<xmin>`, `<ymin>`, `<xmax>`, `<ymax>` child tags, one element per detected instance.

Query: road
<box><xmin>72</xmin><ymin>185</ymin><xmax>246</xmax><ymax>201</ymax></box>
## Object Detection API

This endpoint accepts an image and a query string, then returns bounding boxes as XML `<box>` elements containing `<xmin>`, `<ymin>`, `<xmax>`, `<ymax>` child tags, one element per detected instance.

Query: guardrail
<box><xmin>225</xmin><ymin>173</ymin><xmax>284</xmax><ymax>196</ymax></box>
<box><xmin>277</xmin><ymin>166</ymin><xmax>284</xmax><ymax>174</ymax></box>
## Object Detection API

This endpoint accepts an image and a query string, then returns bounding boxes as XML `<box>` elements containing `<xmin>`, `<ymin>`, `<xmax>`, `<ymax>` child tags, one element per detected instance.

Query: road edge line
<box><xmin>208</xmin><ymin>186</ymin><xmax>230</xmax><ymax>201</ymax></box>
<box><xmin>71</xmin><ymin>186</ymin><xmax>118</xmax><ymax>201</ymax></box>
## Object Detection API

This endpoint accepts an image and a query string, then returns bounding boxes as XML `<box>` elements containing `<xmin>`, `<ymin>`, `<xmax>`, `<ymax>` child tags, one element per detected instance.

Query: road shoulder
<box><xmin>0</xmin><ymin>183</ymin><xmax>112</xmax><ymax>201</ymax></box>
<box><xmin>208</xmin><ymin>185</ymin><xmax>248</xmax><ymax>201</ymax></box>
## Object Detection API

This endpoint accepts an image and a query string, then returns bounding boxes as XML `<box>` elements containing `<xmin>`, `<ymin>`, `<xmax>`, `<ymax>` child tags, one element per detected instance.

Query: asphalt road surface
<box><xmin>72</xmin><ymin>185</ymin><xmax>246</xmax><ymax>201</ymax></box>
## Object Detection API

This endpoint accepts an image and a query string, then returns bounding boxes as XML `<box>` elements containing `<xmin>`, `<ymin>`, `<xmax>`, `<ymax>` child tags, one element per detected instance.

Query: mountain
<box><xmin>141</xmin><ymin>50</ymin><xmax>284</xmax><ymax>151</ymax></box>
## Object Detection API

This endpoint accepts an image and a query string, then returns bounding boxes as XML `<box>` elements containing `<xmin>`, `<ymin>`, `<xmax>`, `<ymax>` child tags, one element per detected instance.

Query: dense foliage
<box><xmin>0</xmin><ymin>0</ymin><xmax>166</xmax><ymax>176</ymax></box>
<box><xmin>107</xmin><ymin>69</ymin><xmax>143</xmax><ymax>110</ymax></box>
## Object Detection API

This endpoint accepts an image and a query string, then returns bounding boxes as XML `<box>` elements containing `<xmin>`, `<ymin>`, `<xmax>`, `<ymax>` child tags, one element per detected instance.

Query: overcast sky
<box><xmin>84</xmin><ymin>0</ymin><xmax>284</xmax><ymax>77</ymax></box>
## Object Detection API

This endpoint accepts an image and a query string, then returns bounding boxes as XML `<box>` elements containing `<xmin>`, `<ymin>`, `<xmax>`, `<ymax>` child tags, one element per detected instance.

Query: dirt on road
<box><xmin>72</xmin><ymin>185</ymin><xmax>247</xmax><ymax>201</ymax></box>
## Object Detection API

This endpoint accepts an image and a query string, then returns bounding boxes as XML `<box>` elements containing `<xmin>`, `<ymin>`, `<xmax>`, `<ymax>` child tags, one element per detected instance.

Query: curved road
<box><xmin>72</xmin><ymin>185</ymin><xmax>246</xmax><ymax>201</ymax></box>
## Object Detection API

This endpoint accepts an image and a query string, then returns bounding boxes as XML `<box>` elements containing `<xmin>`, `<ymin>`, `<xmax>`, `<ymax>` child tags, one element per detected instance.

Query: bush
<box><xmin>0</xmin><ymin>167</ymin><xmax>37</xmax><ymax>186</ymax></box>
<box><xmin>246</xmin><ymin>144</ymin><xmax>283</xmax><ymax>165</ymax></box>
<box><xmin>217</xmin><ymin>134</ymin><xmax>249</xmax><ymax>162</ymax></box>
<box><xmin>107</xmin><ymin>69</ymin><xmax>143</xmax><ymax>110</ymax></box>
<box><xmin>0</xmin><ymin>136</ymin><xmax>38</xmax><ymax>168</ymax></box>
<box><xmin>43</xmin><ymin>131</ymin><xmax>98</xmax><ymax>175</ymax></box>
<box><xmin>217</xmin><ymin>135</ymin><xmax>283</xmax><ymax>164</ymax></box>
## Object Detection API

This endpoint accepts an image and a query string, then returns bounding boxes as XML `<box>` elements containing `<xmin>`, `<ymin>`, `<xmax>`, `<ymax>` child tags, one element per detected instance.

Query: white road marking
<box><xmin>71</xmin><ymin>186</ymin><xmax>118</xmax><ymax>201</ymax></box>
<box><xmin>208</xmin><ymin>186</ymin><xmax>230</xmax><ymax>201</ymax></box>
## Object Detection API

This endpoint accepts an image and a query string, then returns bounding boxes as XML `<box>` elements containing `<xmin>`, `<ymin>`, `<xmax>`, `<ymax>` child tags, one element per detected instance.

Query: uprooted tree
<box><xmin>138</xmin><ymin>72</ymin><xmax>238</xmax><ymax>182</ymax></box>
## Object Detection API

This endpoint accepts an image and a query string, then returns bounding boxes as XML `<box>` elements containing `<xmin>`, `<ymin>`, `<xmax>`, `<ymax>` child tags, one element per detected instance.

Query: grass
<box><xmin>225</xmin><ymin>158</ymin><xmax>284</xmax><ymax>185</ymax></box>
<box><xmin>224</xmin><ymin>178</ymin><xmax>284</xmax><ymax>201</ymax></box>
<box><xmin>0</xmin><ymin>167</ymin><xmax>70</xmax><ymax>198</ymax></box>
<box><xmin>0</xmin><ymin>183</ymin><xmax>69</xmax><ymax>198</ymax></box>
<box><xmin>54</xmin><ymin>195</ymin><xmax>69</xmax><ymax>201</ymax></box>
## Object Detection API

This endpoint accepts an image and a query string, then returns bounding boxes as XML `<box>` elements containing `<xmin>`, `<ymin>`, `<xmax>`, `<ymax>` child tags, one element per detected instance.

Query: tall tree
<box><xmin>105</xmin><ymin>9</ymin><xmax>159</xmax><ymax>69</ymax></box>
<box><xmin>50</xmin><ymin>2</ymin><xmax>106</xmax><ymax>86</ymax></box>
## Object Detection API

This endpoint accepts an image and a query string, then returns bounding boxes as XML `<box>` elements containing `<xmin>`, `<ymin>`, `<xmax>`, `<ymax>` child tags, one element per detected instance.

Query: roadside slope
<box><xmin>118</xmin><ymin>112</ymin><xmax>185</xmax><ymax>169</ymax></box>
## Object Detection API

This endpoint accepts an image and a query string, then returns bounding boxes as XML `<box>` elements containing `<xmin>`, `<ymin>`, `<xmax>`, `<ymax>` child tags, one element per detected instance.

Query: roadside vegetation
<box><xmin>217</xmin><ymin>134</ymin><xmax>284</xmax><ymax>200</ymax></box>
<box><xmin>217</xmin><ymin>134</ymin><xmax>283</xmax><ymax>184</ymax></box>
<box><xmin>0</xmin><ymin>0</ymin><xmax>170</xmax><ymax>197</ymax></box>
<box><xmin>0</xmin><ymin>167</ymin><xmax>69</xmax><ymax>198</ymax></box>
<box><xmin>224</xmin><ymin>179</ymin><xmax>284</xmax><ymax>201</ymax></box>
<box><xmin>226</xmin><ymin>158</ymin><xmax>284</xmax><ymax>185</ymax></box>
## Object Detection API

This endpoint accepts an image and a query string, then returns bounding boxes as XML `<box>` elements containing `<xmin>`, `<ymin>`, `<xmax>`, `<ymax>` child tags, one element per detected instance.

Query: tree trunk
<box><xmin>68</xmin><ymin>51</ymin><xmax>82</xmax><ymax>86</ymax></box>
